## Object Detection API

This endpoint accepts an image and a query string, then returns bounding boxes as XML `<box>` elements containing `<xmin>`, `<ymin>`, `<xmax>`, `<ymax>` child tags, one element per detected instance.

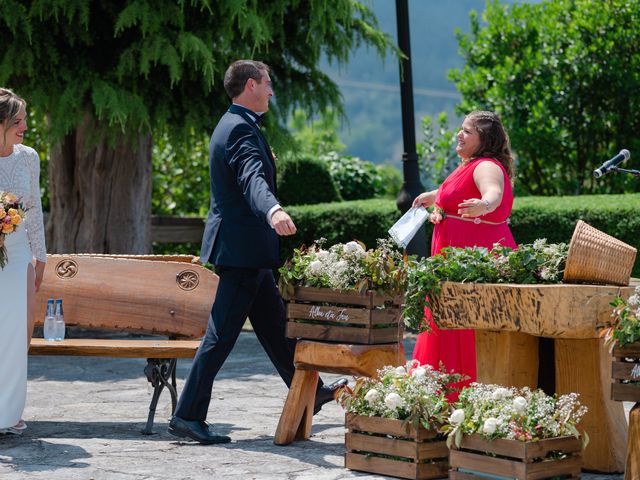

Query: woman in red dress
<box><xmin>411</xmin><ymin>111</ymin><xmax>516</xmax><ymax>392</ymax></box>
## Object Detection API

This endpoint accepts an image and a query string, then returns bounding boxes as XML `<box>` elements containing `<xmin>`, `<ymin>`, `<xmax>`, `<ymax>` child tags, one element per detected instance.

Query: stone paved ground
<box><xmin>0</xmin><ymin>332</ymin><xmax>627</xmax><ymax>479</ymax></box>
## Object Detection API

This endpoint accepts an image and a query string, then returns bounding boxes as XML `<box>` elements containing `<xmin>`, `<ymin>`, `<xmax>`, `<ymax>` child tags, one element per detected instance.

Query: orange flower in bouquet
<box><xmin>0</xmin><ymin>192</ymin><xmax>27</xmax><ymax>268</ymax></box>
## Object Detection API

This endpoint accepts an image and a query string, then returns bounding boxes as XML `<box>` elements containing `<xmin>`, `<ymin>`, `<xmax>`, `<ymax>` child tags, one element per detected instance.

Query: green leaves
<box><xmin>451</xmin><ymin>0</ymin><xmax>640</xmax><ymax>195</ymax></box>
<box><xmin>403</xmin><ymin>240</ymin><xmax>569</xmax><ymax>333</ymax></box>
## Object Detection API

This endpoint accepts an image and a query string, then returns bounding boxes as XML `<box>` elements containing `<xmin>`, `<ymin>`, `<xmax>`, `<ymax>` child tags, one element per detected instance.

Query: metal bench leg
<box><xmin>143</xmin><ymin>358</ymin><xmax>178</xmax><ymax>435</ymax></box>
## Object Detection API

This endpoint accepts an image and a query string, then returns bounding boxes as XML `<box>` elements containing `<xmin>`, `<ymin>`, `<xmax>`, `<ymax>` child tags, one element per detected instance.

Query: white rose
<box><xmin>513</xmin><ymin>396</ymin><xmax>527</xmax><ymax>414</ymax></box>
<box><xmin>411</xmin><ymin>367</ymin><xmax>426</xmax><ymax>379</ymax></box>
<box><xmin>384</xmin><ymin>392</ymin><xmax>405</xmax><ymax>410</ymax></box>
<box><xmin>344</xmin><ymin>241</ymin><xmax>365</xmax><ymax>257</ymax></box>
<box><xmin>316</xmin><ymin>250</ymin><xmax>329</xmax><ymax>260</ymax></box>
<box><xmin>364</xmin><ymin>389</ymin><xmax>380</xmax><ymax>403</ymax></box>
<box><xmin>628</xmin><ymin>295</ymin><xmax>639</xmax><ymax>307</ymax></box>
<box><xmin>395</xmin><ymin>366</ymin><xmax>406</xmax><ymax>376</ymax></box>
<box><xmin>449</xmin><ymin>409</ymin><xmax>465</xmax><ymax>425</ymax></box>
<box><xmin>492</xmin><ymin>387</ymin><xmax>510</xmax><ymax>400</ymax></box>
<box><xmin>483</xmin><ymin>417</ymin><xmax>499</xmax><ymax>435</ymax></box>
<box><xmin>308</xmin><ymin>260</ymin><xmax>323</xmax><ymax>274</ymax></box>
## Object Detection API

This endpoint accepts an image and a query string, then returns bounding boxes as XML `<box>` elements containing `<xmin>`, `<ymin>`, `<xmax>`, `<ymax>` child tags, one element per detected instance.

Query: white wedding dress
<box><xmin>0</xmin><ymin>144</ymin><xmax>46</xmax><ymax>429</ymax></box>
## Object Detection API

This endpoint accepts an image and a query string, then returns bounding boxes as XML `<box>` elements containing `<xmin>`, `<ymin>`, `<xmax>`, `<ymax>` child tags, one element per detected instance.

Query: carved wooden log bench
<box><xmin>28</xmin><ymin>254</ymin><xmax>216</xmax><ymax>434</ymax></box>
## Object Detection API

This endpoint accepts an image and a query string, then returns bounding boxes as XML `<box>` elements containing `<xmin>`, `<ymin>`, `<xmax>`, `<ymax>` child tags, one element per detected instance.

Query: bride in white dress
<box><xmin>0</xmin><ymin>88</ymin><xmax>46</xmax><ymax>434</ymax></box>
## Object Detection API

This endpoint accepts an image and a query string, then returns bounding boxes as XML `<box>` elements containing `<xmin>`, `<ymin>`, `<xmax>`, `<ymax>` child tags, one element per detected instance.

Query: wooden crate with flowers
<box><xmin>604</xmin><ymin>284</ymin><xmax>640</xmax><ymax>402</ymax></box>
<box><xmin>279</xmin><ymin>240</ymin><xmax>406</xmax><ymax>344</ymax></box>
<box><xmin>445</xmin><ymin>383</ymin><xmax>587</xmax><ymax>479</ymax></box>
<box><xmin>338</xmin><ymin>362</ymin><xmax>464</xmax><ymax>480</ymax></box>
<box><xmin>602</xmin><ymin>284</ymin><xmax>640</xmax><ymax>478</ymax></box>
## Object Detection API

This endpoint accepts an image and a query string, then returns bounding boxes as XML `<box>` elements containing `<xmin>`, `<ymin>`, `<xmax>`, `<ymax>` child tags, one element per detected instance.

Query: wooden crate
<box><xmin>611</xmin><ymin>341</ymin><xmax>640</xmax><ymax>402</ymax></box>
<box><xmin>345</xmin><ymin>413</ymin><xmax>449</xmax><ymax>480</ymax></box>
<box><xmin>284</xmin><ymin>286</ymin><xmax>403</xmax><ymax>344</ymax></box>
<box><xmin>449</xmin><ymin>434</ymin><xmax>583</xmax><ymax>479</ymax></box>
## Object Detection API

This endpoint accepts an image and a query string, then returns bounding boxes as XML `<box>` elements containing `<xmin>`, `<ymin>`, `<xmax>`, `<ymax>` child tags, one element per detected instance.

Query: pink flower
<box><xmin>3</xmin><ymin>216</ymin><xmax>11</xmax><ymax>224</ymax></box>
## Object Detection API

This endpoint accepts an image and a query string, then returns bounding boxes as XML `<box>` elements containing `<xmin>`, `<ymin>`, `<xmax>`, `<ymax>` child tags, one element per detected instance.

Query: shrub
<box><xmin>322</xmin><ymin>152</ymin><xmax>381</xmax><ymax>200</ymax></box>
<box><xmin>375</xmin><ymin>163</ymin><xmax>403</xmax><ymax>199</ymax></box>
<box><xmin>281</xmin><ymin>199</ymin><xmax>406</xmax><ymax>259</ymax></box>
<box><xmin>276</xmin><ymin>155</ymin><xmax>341</xmax><ymax>206</ymax></box>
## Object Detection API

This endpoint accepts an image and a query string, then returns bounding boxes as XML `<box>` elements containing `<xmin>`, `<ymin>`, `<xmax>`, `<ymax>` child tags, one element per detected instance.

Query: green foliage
<box><xmin>276</xmin><ymin>155</ymin><xmax>342</xmax><ymax>206</ymax></box>
<box><xmin>375</xmin><ymin>163</ymin><xmax>403</xmax><ymax>199</ymax></box>
<box><xmin>0</xmin><ymin>0</ymin><xmax>396</xmax><ymax>148</ymax></box>
<box><xmin>404</xmin><ymin>241</ymin><xmax>569</xmax><ymax>333</ymax></box>
<box><xmin>152</xmin><ymin>128</ymin><xmax>209</xmax><ymax>216</ymax></box>
<box><xmin>288</xmin><ymin>108</ymin><xmax>402</xmax><ymax>201</ymax></box>
<box><xmin>321</xmin><ymin>152</ymin><xmax>381</xmax><ymax>200</ymax></box>
<box><xmin>288</xmin><ymin>108</ymin><xmax>345</xmax><ymax>156</ymax></box>
<box><xmin>606</xmin><ymin>288</ymin><xmax>640</xmax><ymax>347</ymax></box>
<box><xmin>450</xmin><ymin>0</ymin><xmax>640</xmax><ymax>195</ymax></box>
<box><xmin>417</xmin><ymin>112</ymin><xmax>458</xmax><ymax>190</ymax></box>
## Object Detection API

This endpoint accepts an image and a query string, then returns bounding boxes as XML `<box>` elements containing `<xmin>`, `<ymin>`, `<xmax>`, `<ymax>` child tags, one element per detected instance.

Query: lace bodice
<box><xmin>0</xmin><ymin>144</ymin><xmax>47</xmax><ymax>262</ymax></box>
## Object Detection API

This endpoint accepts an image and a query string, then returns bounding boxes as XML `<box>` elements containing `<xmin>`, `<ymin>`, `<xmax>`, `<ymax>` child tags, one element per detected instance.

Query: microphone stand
<box><xmin>609</xmin><ymin>166</ymin><xmax>640</xmax><ymax>178</ymax></box>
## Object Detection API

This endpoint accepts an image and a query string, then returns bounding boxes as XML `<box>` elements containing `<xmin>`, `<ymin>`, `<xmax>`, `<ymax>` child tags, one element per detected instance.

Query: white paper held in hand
<box><xmin>388</xmin><ymin>206</ymin><xmax>428</xmax><ymax>248</ymax></box>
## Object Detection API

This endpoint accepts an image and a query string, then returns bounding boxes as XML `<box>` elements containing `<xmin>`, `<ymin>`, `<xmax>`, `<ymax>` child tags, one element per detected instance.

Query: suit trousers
<box><xmin>175</xmin><ymin>266</ymin><xmax>299</xmax><ymax>421</ymax></box>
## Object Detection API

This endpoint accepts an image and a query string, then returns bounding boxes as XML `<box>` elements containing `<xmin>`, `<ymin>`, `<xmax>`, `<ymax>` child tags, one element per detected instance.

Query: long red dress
<box><xmin>412</xmin><ymin>157</ymin><xmax>517</xmax><ymax>392</ymax></box>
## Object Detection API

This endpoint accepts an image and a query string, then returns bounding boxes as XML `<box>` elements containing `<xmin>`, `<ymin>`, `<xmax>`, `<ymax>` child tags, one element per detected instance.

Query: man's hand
<box><xmin>271</xmin><ymin>209</ymin><xmax>297</xmax><ymax>236</ymax></box>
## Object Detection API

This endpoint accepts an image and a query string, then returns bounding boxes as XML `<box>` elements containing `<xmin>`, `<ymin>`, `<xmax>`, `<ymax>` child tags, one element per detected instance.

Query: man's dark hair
<box><xmin>224</xmin><ymin>60</ymin><xmax>269</xmax><ymax>99</ymax></box>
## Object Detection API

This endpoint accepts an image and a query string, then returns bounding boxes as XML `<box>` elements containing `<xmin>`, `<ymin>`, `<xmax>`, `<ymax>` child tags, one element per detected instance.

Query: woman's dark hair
<box><xmin>467</xmin><ymin>110</ymin><xmax>514</xmax><ymax>178</ymax></box>
<box><xmin>223</xmin><ymin>60</ymin><xmax>269</xmax><ymax>99</ymax></box>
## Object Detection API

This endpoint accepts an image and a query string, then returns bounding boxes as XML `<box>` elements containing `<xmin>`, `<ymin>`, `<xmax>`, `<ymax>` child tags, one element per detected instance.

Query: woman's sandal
<box><xmin>0</xmin><ymin>420</ymin><xmax>27</xmax><ymax>435</ymax></box>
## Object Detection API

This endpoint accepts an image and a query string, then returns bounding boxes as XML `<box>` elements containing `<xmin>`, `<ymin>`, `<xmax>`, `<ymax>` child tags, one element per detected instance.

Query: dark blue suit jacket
<box><xmin>200</xmin><ymin>104</ymin><xmax>280</xmax><ymax>268</ymax></box>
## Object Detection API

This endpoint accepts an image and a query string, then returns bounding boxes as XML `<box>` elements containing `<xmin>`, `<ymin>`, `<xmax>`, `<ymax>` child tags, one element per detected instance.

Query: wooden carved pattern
<box><xmin>55</xmin><ymin>259</ymin><xmax>78</xmax><ymax>279</ymax></box>
<box><xmin>176</xmin><ymin>270</ymin><xmax>199</xmax><ymax>291</ymax></box>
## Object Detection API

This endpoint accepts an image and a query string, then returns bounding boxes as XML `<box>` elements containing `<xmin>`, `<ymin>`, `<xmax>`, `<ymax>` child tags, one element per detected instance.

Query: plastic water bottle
<box><xmin>54</xmin><ymin>298</ymin><xmax>65</xmax><ymax>341</ymax></box>
<box><xmin>43</xmin><ymin>299</ymin><xmax>56</xmax><ymax>341</ymax></box>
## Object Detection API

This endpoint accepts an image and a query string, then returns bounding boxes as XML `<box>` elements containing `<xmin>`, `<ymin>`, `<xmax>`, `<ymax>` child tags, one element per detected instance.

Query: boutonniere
<box><xmin>270</xmin><ymin>148</ymin><xmax>278</xmax><ymax>162</ymax></box>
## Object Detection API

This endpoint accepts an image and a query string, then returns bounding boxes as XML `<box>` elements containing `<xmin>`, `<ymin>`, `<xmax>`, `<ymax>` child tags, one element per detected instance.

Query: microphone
<box><xmin>594</xmin><ymin>149</ymin><xmax>630</xmax><ymax>178</ymax></box>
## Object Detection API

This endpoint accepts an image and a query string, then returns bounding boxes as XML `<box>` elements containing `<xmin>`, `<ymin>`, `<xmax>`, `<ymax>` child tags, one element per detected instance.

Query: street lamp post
<box><xmin>395</xmin><ymin>0</ymin><xmax>427</xmax><ymax>257</ymax></box>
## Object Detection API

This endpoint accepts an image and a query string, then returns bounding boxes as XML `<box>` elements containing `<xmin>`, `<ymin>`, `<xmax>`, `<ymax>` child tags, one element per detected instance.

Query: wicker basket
<box><xmin>563</xmin><ymin>220</ymin><xmax>637</xmax><ymax>286</ymax></box>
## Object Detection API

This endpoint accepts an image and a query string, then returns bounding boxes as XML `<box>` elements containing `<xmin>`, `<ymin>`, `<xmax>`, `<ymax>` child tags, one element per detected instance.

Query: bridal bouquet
<box><xmin>0</xmin><ymin>192</ymin><xmax>27</xmax><ymax>268</ymax></box>
<box><xmin>443</xmin><ymin>382</ymin><xmax>588</xmax><ymax>448</ymax></box>
<box><xmin>278</xmin><ymin>238</ymin><xmax>408</xmax><ymax>296</ymax></box>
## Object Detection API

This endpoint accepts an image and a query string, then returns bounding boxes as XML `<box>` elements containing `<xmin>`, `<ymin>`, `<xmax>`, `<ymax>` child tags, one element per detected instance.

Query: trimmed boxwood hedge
<box><xmin>282</xmin><ymin>194</ymin><xmax>640</xmax><ymax>276</ymax></box>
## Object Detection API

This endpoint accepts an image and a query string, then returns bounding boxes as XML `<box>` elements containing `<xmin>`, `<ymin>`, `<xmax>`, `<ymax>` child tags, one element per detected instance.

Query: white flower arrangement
<box><xmin>337</xmin><ymin>361</ymin><xmax>465</xmax><ymax>430</ymax></box>
<box><xmin>443</xmin><ymin>382</ymin><xmax>588</xmax><ymax>448</ymax></box>
<box><xmin>279</xmin><ymin>238</ymin><xmax>408</xmax><ymax>296</ymax></box>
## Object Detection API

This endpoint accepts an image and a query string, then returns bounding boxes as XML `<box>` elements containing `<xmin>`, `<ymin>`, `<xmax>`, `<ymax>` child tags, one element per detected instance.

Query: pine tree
<box><xmin>0</xmin><ymin>0</ymin><xmax>393</xmax><ymax>253</ymax></box>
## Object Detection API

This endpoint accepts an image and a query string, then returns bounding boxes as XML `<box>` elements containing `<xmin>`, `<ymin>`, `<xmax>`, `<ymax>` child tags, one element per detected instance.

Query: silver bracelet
<box><xmin>480</xmin><ymin>199</ymin><xmax>490</xmax><ymax>214</ymax></box>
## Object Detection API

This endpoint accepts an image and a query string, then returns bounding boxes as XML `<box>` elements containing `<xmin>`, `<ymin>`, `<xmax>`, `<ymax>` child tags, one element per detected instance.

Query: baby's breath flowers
<box><xmin>443</xmin><ymin>383</ymin><xmax>588</xmax><ymax>448</ymax></box>
<box><xmin>337</xmin><ymin>361</ymin><xmax>465</xmax><ymax>430</ymax></box>
<box><xmin>278</xmin><ymin>238</ymin><xmax>408</xmax><ymax>296</ymax></box>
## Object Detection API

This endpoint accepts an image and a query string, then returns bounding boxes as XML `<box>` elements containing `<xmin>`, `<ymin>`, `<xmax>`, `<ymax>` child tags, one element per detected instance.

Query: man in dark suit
<box><xmin>168</xmin><ymin>60</ymin><xmax>345</xmax><ymax>444</ymax></box>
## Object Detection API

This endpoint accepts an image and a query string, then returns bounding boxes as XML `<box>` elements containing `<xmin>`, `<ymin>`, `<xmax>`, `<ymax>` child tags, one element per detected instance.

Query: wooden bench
<box><xmin>274</xmin><ymin>340</ymin><xmax>405</xmax><ymax>445</ymax></box>
<box><xmin>28</xmin><ymin>254</ymin><xmax>216</xmax><ymax>434</ymax></box>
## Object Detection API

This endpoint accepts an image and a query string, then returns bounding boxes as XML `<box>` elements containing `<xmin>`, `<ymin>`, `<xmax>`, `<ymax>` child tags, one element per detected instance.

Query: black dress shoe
<box><xmin>314</xmin><ymin>378</ymin><xmax>348</xmax><ymax>415</ymax></box>
<box><xmin>168</xmin><ymin>416</ymin><xmax>231</xmax><ymax>444</ymax></box>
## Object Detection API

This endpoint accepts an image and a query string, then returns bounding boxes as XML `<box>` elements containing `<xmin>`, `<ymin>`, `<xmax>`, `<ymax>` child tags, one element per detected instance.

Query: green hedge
<box><xmin>282</xmin><ymin>194</ymin><xmax>640</xmax><ymax>276</ymax></box>
<box><xmin>281</xmin><ymin>198</ymin><xmax>403</xmax><ymax>255</ymax></box>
